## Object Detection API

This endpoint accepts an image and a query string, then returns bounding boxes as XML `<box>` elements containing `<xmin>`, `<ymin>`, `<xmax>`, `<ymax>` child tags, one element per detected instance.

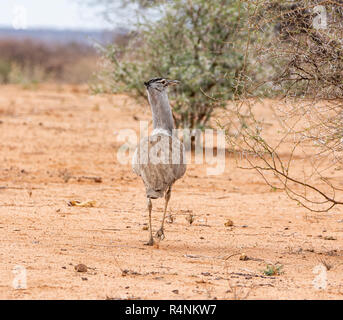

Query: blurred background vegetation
<box><xmin>94</xmin><ymin>0</ymin><xmax>249</xmax><ymax>129</ymax></box>
<box><xmin>2</xmin><ymin>0</ymin><xmax>340</xmax><ymax>128</ymax></box>
<box><xmin>0</xmin><ymin>38</ymin><xmax>99</xmax><ymax>85</ymax></box>
<box><xmin>0</xmin><ymin>0</ymin><xmax>253</xmax><ymax>129</ymax></box>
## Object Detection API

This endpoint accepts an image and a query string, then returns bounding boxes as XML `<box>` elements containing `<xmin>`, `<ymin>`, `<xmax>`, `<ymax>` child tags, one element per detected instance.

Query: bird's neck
<box><xmin>147</xmin><ymin>90</ymin><xmax>174</xmax><ymax>135</ymax></box>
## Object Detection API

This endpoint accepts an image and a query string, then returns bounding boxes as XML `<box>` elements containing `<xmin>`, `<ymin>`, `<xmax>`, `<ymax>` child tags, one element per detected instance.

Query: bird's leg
<box><xmin>155</xmin><ymin>187</ymin><xmax>171</xmax><ymax>240</ymax></box>
<box><xmin>145</xmin><ymin>198</ymin><xmax>154</xmax><ymax>246</ymax></box>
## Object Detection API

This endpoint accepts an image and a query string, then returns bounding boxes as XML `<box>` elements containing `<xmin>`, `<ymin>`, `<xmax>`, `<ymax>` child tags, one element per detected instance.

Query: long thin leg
<box><xmin>145</xmin><ymin>198</ymin><xmax>154</xmax><ymax>246</ymax></box>
<box><xmin>156</xmin><ymin>187</ymin><xmax>171</xmax><ymax>240</ymax></box>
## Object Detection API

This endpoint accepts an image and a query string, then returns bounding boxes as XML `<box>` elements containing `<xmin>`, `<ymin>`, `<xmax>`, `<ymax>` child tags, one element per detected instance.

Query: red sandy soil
<box><xmin>0</xmin><ymin>84</ymin><xmax>343</xmax><ymax>300</ymax></box>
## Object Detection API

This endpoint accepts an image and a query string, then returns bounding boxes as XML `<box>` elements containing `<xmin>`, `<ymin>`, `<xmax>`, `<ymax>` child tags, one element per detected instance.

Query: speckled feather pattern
<box><xmin>132</xmin><ymin>134</ymin><xmax>186</xmax><ymax>199</ymax></box>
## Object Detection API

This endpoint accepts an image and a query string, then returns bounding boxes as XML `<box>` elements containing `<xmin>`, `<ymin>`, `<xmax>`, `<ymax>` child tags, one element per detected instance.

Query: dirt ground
<box><xmin>0</xmin><ymin>84</ymin><xmax>343</xmax><ymax>300</ymax></box>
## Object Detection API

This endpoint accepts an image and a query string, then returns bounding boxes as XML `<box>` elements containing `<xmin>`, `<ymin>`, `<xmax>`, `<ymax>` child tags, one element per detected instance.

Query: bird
<box><xmin>132</xmin><ymin>78</ymin><xmax>187</xmax><ymax>246</ymax></box>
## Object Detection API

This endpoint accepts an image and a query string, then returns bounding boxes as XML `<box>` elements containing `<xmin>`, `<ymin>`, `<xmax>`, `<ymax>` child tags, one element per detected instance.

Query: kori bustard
<box><xmin>132</xmin><ymin>78</ymin><xmax>186</xmax><ymax>246</ymax></box>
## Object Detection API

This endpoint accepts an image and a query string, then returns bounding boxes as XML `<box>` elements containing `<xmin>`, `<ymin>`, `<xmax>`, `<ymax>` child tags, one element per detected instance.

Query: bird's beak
<box><xmin>167</xmin><ymin>80</ymin><xmax>180</xmax><ymax>86</ymax></box>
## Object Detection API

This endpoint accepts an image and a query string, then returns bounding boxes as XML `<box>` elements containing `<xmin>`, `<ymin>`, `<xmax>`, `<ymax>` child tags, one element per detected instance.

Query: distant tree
<box><xmin>94</xmin><ymin>0</ymin><xmax>247</xmax><ymax>129</ymax></box>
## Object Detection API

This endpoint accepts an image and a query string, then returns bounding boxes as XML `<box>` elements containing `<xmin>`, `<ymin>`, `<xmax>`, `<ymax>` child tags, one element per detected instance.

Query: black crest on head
<box><xmin>144</xmin><ymin>78</ymin><xmax>164</xmax><ymax>87</ymax></box>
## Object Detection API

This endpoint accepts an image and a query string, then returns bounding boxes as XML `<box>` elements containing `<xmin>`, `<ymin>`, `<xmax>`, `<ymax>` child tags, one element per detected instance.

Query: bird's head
<box><xmin>144</xmin><ymin>78</ymin><xmax>180</xmax><ymax>92</ymax></box>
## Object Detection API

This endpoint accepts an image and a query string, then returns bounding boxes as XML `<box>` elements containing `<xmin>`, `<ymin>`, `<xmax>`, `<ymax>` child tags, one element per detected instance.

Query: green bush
<box><xmin>97</xmin><ymin>0</ymin><xmax>248</xmax><ymax>129</ymax></box>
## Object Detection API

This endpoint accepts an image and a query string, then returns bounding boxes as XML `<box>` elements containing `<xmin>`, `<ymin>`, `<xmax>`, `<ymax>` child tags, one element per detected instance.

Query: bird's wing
<box><xmin>133</xmin><ymin>134</ymin><xmax>186</xmax><ymax>196</ymax></box>
<box><xmin>132</xmin><ymin>147</ymin><xmax>141</xmax><ymax>176</ymax></box>
<box><xmin>171</xmin><ymin>136</ymin><xmax>187</xmax><ymax>180</ymax></box>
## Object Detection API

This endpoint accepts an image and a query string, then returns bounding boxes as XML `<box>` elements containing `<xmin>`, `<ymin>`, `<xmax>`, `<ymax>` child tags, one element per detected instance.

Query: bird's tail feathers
<box><xmin>146</xmin><ymin>189</ymin><xmax>164</xmax><ymax>199</ymax></box>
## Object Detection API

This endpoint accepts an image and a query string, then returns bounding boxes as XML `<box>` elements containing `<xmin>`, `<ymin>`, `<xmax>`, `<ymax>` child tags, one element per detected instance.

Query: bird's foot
<box><xmin>155</xmin><ymin>228</ymin><xmax>165</xmax><ymax>241</ymax></box>
<box><xmin>144</xmin><ymin>238</ymin><xmax>154</xmax><ymax>246</ymax></box>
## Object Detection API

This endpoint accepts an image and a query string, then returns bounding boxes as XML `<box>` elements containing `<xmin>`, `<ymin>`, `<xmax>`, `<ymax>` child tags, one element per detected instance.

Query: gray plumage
<box><xmin>133</xmin><ymin>134</ymin><xmax>186</xmax><ymax>198</ymax></box>
<box><xmin>132</xmin><ymin>78</ymin><xmax>186</xmax><ymax>245</ymax></box>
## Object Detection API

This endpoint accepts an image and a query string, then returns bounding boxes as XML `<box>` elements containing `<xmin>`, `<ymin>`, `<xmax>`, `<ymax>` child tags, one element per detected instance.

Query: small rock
<box><xmin>239</xmin><ymin>253</ymin><xmax>249</xmax><ymax>261</ymax></box>
<box><xmin>82</xmin><ymin>277</ymin><xmax>88</xmax><ymax>281</ymax></box>
<box><xmin>224</xmin><ymin>219</ymin><xmax>234</xmax><ymax>227</ymax></box>
<box><xmin>122</xmin><ymin>269</ymin><xmax>140</xmax><ymax>276</ymax></box>
<box><xmin>172</xmin><ymin>290</ymin><xmax>179</xmax><ymax>294</ymax></box>
<box><xmin>75</xmin><ymin>264</ymin><xmax>88</xmax><ymax>273</ymax></box>
<box><xmin>167</xmin><ymin>215</ymin><xmax>174</xmax><ymax>224</ymax></box>
<box><xmin>324</xmin><ymin>236</ymin><xmax>337</xmax><ymax>241</ymax></box>
<box><xmin>327</xmin><ymin>250</ymin><xmax>337</xmax><ymax>256</ymax></box>
<box><xmin>186</xmin><ymin>214</ymin><xmax>194</xmax><ymax>225</ymax></box>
